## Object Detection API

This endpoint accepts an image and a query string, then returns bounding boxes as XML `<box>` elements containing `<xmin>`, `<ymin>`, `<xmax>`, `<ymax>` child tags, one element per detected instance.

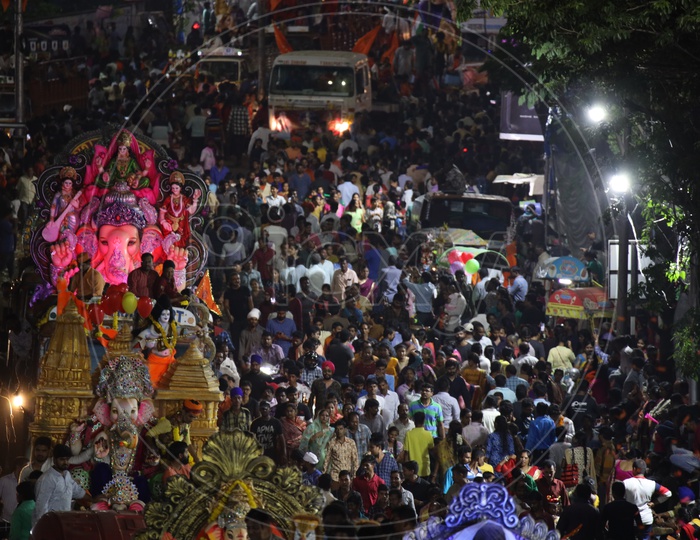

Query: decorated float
<box><xmin>31</xmin><ymin>126</ymin><xmax>208</xmax><ymax>292</ymax></box>
<box><xmin>406</xmin><ymin>483</ymin><xmax>560</xmax><ymax>540</ymax></box>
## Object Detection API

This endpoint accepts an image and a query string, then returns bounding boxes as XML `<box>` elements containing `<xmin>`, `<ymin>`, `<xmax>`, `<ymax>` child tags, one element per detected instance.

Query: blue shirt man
<box><xmin>525</xmin><ymin>403</ymin><xmax>556</xmax><ymax>452</ymax></box>
<box><xmin>507</xmin><ymin>267</ymin><xmax>529</xmax><ymax>302</ymax></box>
<box><xmin>289</xmin><ymin>164</ymin><xmax>312</xmax><ymax>201</ymax></box>
<box><xmin>408</xmin><ymin>385</ymin><xmax>444</xmax><ymax>438</ymax></box>
<box><xmin>265</xmin><ymin>308</ymin><xmax>297</xmax><ymax>357</ymax></box>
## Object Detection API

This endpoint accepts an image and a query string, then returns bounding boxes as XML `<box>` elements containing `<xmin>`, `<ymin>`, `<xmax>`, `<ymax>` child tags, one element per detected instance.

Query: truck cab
<box><xmin>268</xmin><ymin>51</ymin><xmax>371</xmax><ymax>135</ymax></box>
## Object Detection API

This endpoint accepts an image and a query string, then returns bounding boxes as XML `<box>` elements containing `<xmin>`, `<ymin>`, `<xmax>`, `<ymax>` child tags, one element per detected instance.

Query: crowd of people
<box><xmin>0</xmin><ymin>4</ymin><xmax>694</xmax><ymax>540</ymax></box>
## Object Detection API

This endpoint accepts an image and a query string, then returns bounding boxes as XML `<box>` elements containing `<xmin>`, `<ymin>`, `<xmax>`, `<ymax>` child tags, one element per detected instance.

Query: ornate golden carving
<box><xmin>37</xmin><ymin>298</ymin><xmax>92</xmax><ymax>389</ymax></box>
<box><xmin>30</xmin><ymin>298</ymin><xmax>95</xmax><ymax>444</ymax></box>
<box><xmin>136</xmin><ymin>430</ymin><xmax>322</xmax><ymax>540</ymax></box>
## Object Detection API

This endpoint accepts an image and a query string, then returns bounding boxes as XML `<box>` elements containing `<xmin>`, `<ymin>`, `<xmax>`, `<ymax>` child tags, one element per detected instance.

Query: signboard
<box><xmin>499</xmin><ymin>92</ymin><xmax>544</xmax><ymax>141</ymax></box>
<box><xmin>607</xmin><ymin>239</ymin><xmax>651</xmax><ymax>299</ymax></box>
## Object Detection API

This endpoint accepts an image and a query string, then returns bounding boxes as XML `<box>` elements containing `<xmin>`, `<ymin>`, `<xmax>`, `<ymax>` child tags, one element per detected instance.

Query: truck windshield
<box><xmin>198</xmin><ymin>60</ymin><xmax>240</xmax><ymax>81</ymax></box>
<box><xmin>421</xmin><ymin>198</ymin><xmax>513</xmax><ymax>242</ymax></box>
<box><xmin>270</xmin><ymin>65</ymin><xmax>355</xmax><ymax>97</ymax></box>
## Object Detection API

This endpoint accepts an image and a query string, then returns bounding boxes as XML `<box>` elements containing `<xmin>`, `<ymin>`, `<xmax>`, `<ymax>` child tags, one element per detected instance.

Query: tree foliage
<box><xmin>460</xmin><ymin>0</ymin><xmax>700</xmax><ymax>312</ymax></box>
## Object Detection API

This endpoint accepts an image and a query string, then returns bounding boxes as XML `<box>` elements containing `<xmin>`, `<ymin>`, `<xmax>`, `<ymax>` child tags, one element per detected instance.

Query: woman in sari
<box><xmin>280</xmin><ymin>402</ymin><xmax>307</xmax><ymax>454</ymax></box>
<box><xmin>516</xmin><ymin>449</ymin><xmax>541</xmax><ymax>480</ymax></box>
<box><xmin>299</xmin><ymin>408</ymin><xmax>334</xmax><ymax>470</ymax></box>
<box><xmin>435</xmin><ymin>420</ymin><xmax>465</xmax><ymax>492</ymax></box>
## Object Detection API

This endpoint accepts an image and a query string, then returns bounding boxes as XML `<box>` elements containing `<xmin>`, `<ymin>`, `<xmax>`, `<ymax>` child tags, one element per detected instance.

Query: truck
<box><xmin>194</xmin><ymin>46</ymin><xmax>250</xmax><ymax>87</ymax></box>
<box><xmin>268</xmin><ymin>50</ymin><xmax>371</xmax><ymax>135</ymax></box>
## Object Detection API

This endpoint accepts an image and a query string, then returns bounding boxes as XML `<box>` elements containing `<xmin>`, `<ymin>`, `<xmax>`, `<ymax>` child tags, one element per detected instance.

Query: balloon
<box><xmin>101</xmin><ymin>288</ymin><xmax>123</xmax><ymax>315</ymax></box>
<box><xmin>449</xmin><ymin>261</ymin><xmax>462</xmax><ymax>275</ymax></box>
<box><xmin>137</xmin><ymin>297</ymin><xmax>154</xmax><ymax>318</ymax></box>
<box><xmin>447</xmin><ymin>250</ymin><xmax>460</xmax><ymax>264</ymax></box>
<box><xmin>465</xmin><ymin>259</ymin><xmax>480</xmax><ymax>274</ymax></box>
<box><xmin>458</xmin><ymin>252</ymin><xmax>470</xmax><ymax>264</ymax></box>
<box><xmin>464</xmin><ymin>253</ymin><xmax>474</xmax><ymax>261</ymax></box>
<box><xmin>121</xmin><ymin>292</ymin><xmax>138</xmax><ymax>314</ymax></box>
<box><xmin>88</xmin><ymin>304</ymin><xmax>105</xmax><ymax>326</ymax></box>
<box><xmin>116</xmin><ymin>283</ymin><xmax>129</xmax><ymax>294</ymax></box>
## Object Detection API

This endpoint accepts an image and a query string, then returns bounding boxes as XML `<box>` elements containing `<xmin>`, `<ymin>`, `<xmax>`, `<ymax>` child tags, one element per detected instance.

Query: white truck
<box><xmin>268</xmin><ymin>50</ymin><xmax>371</xmax><ymax>135</ymax></box>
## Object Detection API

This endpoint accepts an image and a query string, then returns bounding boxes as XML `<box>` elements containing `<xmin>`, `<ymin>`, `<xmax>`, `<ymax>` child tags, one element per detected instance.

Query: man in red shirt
<box><xmin>536</xmin><ymin>460</ymin><xmax>570</xmax><ymax>520</ymax></box>
<box><xmin>127</xmin><ymin>252</ymin><xmax>159</xmax><ymax>298</ymax></box>
<box><xmin>352</xmin><ymin>455</ymin><xmax>385</xmax><ymax>514</ymax></box>
<box><xmin>251</xmin><ymin>241</ymin><xmax>275</xmax><ymax>285</ymax></box>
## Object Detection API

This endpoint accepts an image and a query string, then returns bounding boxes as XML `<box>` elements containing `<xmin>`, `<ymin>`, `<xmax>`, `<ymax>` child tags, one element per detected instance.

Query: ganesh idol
<box><xmin>67</xmin><ymin>354</ymin><xmax>157</xmax><ymax>510</ymax></box>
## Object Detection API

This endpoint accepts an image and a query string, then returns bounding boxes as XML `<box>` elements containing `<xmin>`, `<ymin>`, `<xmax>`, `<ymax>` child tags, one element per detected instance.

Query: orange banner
<box><xmin>270</xmin><ymin>0</ymin><xmax>282</xmax><ymax>11</ymax></box>
<box><xmin>1</xmin><ymin>0</ymin><xmax>10</xmax><ymax>12</ymax></box>
<box><xmin>273</xmin><ymin>24</ymin><xmax>293</xmax><ymax>54</ymax></box>
<box><xmin>381</xmin><ymin>31</ymin><xmax>399</xmax><ymax>66</ymax></box>
<box><xmin>196</xmin><ymin>270</ymin><xmax>222</xmax><ymax>316</ymax></box>
<box><xmin>352</xmin><ymin>25</ymin><xmax>381</xmax><ymax>55</ymax></box>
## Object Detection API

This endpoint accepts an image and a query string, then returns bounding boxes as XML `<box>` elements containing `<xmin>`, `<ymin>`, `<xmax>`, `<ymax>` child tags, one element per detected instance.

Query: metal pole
<box><xmin>14</xmin><ymin>0</ymin><xmax>25</xmax><ymax>151</ymax></box>
<box><xmin>257</xmin><ymin>0</ymin><xmax>265</xmax><ymax>100</ymax></box>
<box><xmin>616</xmin><ymin>200</ymin><xmax>629</xmax><ymax>335</ymax></box>
<box><xmin>629</xmin><ymin>236</ymin><xmax>638</xmax><ymax>335</ymax></box>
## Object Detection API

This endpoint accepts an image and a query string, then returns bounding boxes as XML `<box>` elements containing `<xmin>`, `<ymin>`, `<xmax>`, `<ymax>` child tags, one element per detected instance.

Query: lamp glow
<box><xmin>610</xmin><ymin>173</ymin><xmax>631</xmax><ymax>194</ymax></box>
<box><xmin>587</xmin><ymin>105</ymin><xmax>607</xmax><ymax>123</ymax></box>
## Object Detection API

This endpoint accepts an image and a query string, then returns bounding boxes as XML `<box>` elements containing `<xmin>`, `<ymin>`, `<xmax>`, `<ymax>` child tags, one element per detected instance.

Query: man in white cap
<box><xmin>301</xmin><ymin>452</ymin><xmax>321</xmax><ymax>486</ymax></box>
<box><xmin>239</xmin><ymin>308</ymin><xmax>264</xmax><ymax>359</ymax></box>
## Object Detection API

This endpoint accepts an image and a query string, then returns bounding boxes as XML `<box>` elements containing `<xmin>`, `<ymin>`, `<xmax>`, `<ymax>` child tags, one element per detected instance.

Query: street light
<box><xmin>0</xmin><ymin>393</ymin><xmax>21</xmax><ymax>443</ymax></box>
<box><xmin>587</xmin><ymin>104</ymin><xmax>607</xmax><ymax>124</ymax></box>
<box><xmin>610</xmin><ymin>172</ymin><xmax>631</xmax><ymax>194</ymax></box>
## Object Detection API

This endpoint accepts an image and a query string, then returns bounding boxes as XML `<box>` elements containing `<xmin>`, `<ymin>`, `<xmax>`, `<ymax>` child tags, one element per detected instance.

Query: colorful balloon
<box><xmin>116</xmin><ymin>283</ymin><xmax>129</xmax><ymax>294</ymax></box>
<box><xmin>447</xmin><ymin>250</ymin><xmax>460</xmax><ymax>264</ymax></box>
<box><xmin>465</xmin><ymin>259</ymin><xmax>480</xmax><ymax>274</ymax></box>
<box><xmin>449</xmin><ymin>261</ymin><xmax>463</xmax><ymax>275</ymax></box>
<box><xmin>101</xmin><ymin>288</ymin><xmax>122</xmax><ymax>315</ymax></box>
<box><xmin>121</xmin><ymin>292</ymin><xmax>138</xmax><ymax>314</ymax></box>
<box><xmin>88</xmin><ymin>304</ymin><xmax>105</xmax><ymax>326</ymax></box>
<box><xmin>137</xmin><ymin>297</ymin><xmax>154</xmax><ymax>318</ymax></box>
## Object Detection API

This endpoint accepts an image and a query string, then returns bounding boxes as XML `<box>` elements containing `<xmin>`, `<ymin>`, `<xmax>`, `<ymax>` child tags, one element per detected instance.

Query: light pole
<box><xmin>610</xmin><ymin>172</ymin><xmax>631</xmax><ymax>335</ymax></box>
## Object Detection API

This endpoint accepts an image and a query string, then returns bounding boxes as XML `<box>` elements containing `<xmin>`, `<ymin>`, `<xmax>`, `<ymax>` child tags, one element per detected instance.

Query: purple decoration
<box><xmin>30</xmin><ymin>283</ymin><xmax>54</xmax><ymax>307</ymax></box>
<box><xmin>96</xmin><ymin>201</ymin><xmax>147</xmax><ymax>230</ymax></box>
<box><xmin>449</xmin><ymin>261</ymin><xmax>462</xmax><ymax>275</ymax></box>
<box><xmin>167</xmin><ymin>159</ymin><xmax>179</xmax><ymax>170</ymax></box>
<box><xmin>69</xmin><ymin>155</ymin><xmax>80</xmax><ymax>166</ymax></box>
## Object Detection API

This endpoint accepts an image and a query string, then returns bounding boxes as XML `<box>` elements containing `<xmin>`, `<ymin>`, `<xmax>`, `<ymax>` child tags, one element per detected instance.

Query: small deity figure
<box><xmin>134</xmin><ymin>295</ymin><xmax>179</xmax><ymax>387</ymax></box>
<box><xmin>44</xmin><ymin>166</ymin><xmax>84</xmax><ymax>243</ymax></box>
<box><xmin>159</xmin><ymin>171</ymin><xmax>201</xmax><ymax>248</ymax></box>
<box><xmin>84</xmin><ymin>132</ymin><xmax>160</xmax><ymax>205</ymax></box>
<box><xmin>103</xmin><ymin>131</ymin><xmax>143</xmax><ymax>187</ymax></box>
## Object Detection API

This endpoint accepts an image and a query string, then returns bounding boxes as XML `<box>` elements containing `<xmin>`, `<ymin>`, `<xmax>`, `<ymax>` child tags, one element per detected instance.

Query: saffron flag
<box><xmin>381</xmin><ymin>31</ymin><xmax>399</xmax><ymax>66</ymax></box>
<box><xmin>273</xmin><ymin>24</ymin><xmax>293</xmax><ymax>54</ymax></box>
<box><xmin>352</xmin><ymin>25</ymin><xmax>381</xmax><ymax>55</ymax></box>
<box><xmin>196</xmin><ymin>270</ymin><xmax>222</xmax><ymax>316</ymax></box>
<box><xmin>1</xmin><ymin>0</ymin><xmax>10</xmax><ymax>12</ymax></box>
<box><xmin>270</xmin><ymin>0</ymin><xmax>282</xmax><ymax>11</ymax></box>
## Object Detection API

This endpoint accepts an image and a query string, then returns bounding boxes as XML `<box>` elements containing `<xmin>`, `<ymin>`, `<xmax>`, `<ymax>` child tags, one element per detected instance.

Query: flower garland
<box><xmin>148</xmin><ymin>315</ymin><xmax>178</xmax><ymax>350</ymax></box>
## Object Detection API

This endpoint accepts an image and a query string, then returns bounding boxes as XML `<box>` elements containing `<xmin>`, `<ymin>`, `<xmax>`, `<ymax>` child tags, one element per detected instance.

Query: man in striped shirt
<box><xmin>408</xmin><ymin>383</ymin><xmax>444</xmax><ymax>439</ymax></box>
